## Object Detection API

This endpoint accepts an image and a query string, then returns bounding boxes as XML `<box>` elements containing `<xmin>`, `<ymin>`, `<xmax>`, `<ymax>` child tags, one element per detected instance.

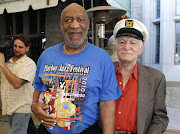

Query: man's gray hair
<box><xmin>139</xmin><ymin>40</ymin><xmax>143</xmax><ymax>48</ymax></box>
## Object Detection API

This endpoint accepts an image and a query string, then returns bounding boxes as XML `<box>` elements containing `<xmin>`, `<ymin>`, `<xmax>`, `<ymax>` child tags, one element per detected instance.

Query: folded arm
<box><xmin>0</xmin><ymin>53</ymin><xmax>26</xmax><ymax>88</ymax></box>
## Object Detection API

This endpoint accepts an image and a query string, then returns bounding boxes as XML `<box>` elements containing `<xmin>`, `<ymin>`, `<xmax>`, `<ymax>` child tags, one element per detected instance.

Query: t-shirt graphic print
<box><xmin>42</xmin><ymin>64</ymin><xmax>89</xmax><ymax>131</ymax></box>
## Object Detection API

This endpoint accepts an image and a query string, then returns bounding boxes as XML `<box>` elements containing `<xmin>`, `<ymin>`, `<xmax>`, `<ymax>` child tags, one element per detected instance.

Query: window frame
<box><xmin>174</xmin><ymin>22</ymin><xmax>180</xmax><ymax>64</ymax></box>
<box><xmin>156</xmin><ymin>0</ymin><xmax>160</xmax><ymax>19</ymax></box>
<box><xmin>176</xmin><ymin>0</ymin><xmax>180</xmax><ymax>16</ymax></box>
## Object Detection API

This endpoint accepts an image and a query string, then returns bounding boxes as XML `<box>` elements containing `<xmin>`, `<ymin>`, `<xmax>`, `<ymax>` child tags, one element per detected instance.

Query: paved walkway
<box><xmin>167</xmin><ymin>107</ymin><xmax>180</xmax><ymax>131</ymax></box>
<box><xmin>0</xmin><ymin>116</ymin><xmax>10</xmax><ymax>134</ymax></box>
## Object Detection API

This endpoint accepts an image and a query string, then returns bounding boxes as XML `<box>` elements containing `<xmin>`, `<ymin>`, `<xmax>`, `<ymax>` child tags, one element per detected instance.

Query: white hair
<box><xmin>139</xmin><ymin>40</ymin><xmax>143</xmax><ymax>48</ymax></box>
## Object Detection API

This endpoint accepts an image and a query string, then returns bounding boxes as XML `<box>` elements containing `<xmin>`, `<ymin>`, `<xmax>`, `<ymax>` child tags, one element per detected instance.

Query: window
<box><xmin>5</xmin><ymin>13</ymin><xmax>13</xmax><ymax>35</ymax></box>
<box><xmin>155</xmin><ymin>24</ymin><xmax>160</xmax><ymax>64</ymax></box>
<box><xmin>176</xmin><ymin>0</ymin><xmax>180</xmax><ymax>16</ymax></box>
<box><xmin>16</xmin><ymin>12</ymin><xmax>23</xmax><ymax>34</ymax></box>
<box><xmin>156</xmin><ymin>0</ymin><xmax>160</xmax><ymax>18</ymax></box>
<box><xmin>29</xmin><ymin>8</ymin><xmax>37</xmax><ymax>34</ymax></box>
<box><xmin>174</xmin><ymin>22</ymin><xmax>180</xmax><ymax>64</ymax></box>
<box><xmin>40</xmin><ymin>9</ymin><xmax>45</xmax><ymax>34</ymax></box>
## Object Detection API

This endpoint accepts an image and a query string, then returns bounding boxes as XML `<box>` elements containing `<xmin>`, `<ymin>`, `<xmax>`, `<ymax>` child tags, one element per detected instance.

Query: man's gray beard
<box><xmin>63</xmin><ymin>30</ymin><xmax>88</xmax><ymax>49</ymax></box>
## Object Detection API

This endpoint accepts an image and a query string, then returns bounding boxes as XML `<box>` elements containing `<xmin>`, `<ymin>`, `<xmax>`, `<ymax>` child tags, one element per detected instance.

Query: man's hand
<box><xmin>31</xmin><ymin>102</ymin><xmax>56</xmax><ymax>127</ymax></box>
<box><xmin>32</xmin><ymin>90</ymin><xmax>57</xmax><ymax>127</ymax></box>
<box><xmin>0</xmin><ymin>53</ymin><xmax>5</xmax><ymax>68</ymax></box>
<box><xmin>38</xmin><ymin>92</ymin><xmax>44</xmax><ymax>103</ymax></box>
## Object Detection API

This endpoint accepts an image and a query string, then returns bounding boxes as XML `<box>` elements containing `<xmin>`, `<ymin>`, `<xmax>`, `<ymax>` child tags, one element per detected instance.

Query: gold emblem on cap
<box><xmin>125</xmin><ymin>20</ymin><xmax>133</xmax><ymax>27</ymax></box>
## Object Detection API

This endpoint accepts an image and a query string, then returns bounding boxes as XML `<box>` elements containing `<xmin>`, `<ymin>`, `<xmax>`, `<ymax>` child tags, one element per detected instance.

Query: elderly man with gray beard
<box><xmin>31</xmin><ymin>3</ymin><xmax>121</xmax><ymax>134</ymax></box>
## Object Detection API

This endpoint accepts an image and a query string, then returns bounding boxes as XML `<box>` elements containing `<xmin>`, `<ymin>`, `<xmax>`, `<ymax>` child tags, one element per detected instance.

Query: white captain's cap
<box><xmin>113</xmin><ymin>19</ymin><xmax>149</xmax><ymax>44</ymax></box>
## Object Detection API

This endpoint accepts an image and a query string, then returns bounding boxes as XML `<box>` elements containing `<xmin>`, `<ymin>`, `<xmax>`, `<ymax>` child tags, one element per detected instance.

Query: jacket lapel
<box><xmin>137</xmin><ymin>63</ymin><xmax>151</xmax><ymax>134</ymax></box>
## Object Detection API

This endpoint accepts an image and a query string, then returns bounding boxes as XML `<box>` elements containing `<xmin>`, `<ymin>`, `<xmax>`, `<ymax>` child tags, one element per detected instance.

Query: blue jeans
<box><xmin>7</xmin><ymin>113</ymin><xmax>31</xmax><ymax>134</ymax></box>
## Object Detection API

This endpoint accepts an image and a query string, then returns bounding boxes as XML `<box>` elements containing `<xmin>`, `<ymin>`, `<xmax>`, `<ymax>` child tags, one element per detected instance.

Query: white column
<box><xmin>141</xmin><ymin>0</ymin><xmax>152</xmax><ymax>66</ymax></box>
<box><xmin>160</xmin><ymin>0</ymin><xmax>174</xmax><ymax>73</ymax></box>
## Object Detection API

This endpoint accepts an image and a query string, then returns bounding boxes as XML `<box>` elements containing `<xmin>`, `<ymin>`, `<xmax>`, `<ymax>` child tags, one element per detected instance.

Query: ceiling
<box><xmin>0</xmin><ymin>0</ymin><xmax>60</xmax><ymax>14</ymax></box>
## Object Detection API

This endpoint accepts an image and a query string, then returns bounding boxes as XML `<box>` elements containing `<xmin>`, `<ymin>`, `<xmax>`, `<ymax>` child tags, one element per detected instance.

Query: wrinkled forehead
<box><xmin>61</xmin><ymin>4</ymin><xmax>88</xmax><ymax>20</ymax></box>
<box><xmin>62</xmin><ymin>14</ymin><xmax>87</xmax><ymax>20</ymax></box>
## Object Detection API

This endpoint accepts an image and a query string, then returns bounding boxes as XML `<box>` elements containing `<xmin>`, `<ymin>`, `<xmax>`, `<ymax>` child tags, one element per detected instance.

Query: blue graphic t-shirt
<box><xmin>34</xmin><ymin>42</ymin><xmax>122</xmax><ymax>134</ymax></box>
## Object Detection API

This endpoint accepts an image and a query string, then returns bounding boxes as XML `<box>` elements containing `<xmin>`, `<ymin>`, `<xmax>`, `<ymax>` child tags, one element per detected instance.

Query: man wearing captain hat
<box><xmin>113</xmin><ymin>19</ymin><xmax>168</xmax><ymax>134</ymax></box>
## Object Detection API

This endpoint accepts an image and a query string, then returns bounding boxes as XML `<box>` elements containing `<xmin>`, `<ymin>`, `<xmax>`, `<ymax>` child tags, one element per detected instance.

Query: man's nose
<box><xmin>15</xmin><ymin>46</ymin><xmax>20</xmax><ymax>51</ymax></box>
<box><xmin>70</xmin><ymin>19</ymin><xmax>80</xmax><ymax>28</ymax></box>
<box><xmin>123</xmin><ymin>43</ymin><xmax>131</xmax><ymax>49</ymax></box>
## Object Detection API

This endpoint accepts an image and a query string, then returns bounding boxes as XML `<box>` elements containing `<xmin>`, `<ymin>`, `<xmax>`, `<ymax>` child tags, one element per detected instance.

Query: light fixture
<box><xmin>87</xmin><ymin>6</ymin><xmax>126</xmax><ymax>39</ymax></box>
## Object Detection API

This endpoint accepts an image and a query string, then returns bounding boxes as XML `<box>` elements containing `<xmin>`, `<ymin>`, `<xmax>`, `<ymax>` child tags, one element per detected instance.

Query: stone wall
<box><xmin>165</xmin><ymin>80</ymin><xmax>180</xmax><ymax>130</ymax></box>
<box><xmin>166</xmin><ymin>81</ymin><xmax>180</xmax><ymax>130</ymax></box>
<box><xmin>166</xmin><ymin>82</ymin><xmax>180</xmax><ymax>108</ymax></box>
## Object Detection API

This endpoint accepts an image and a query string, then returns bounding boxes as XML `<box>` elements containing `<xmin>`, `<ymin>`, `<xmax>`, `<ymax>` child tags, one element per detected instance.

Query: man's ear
<box><xmin>60</xmin><ymin>20</ymin><xmax>63</xmax><ymax>31</ymax></box>
<box><xmin>139</xmin><ymin>47</ymin><xmax>143</xmax><ymax>55</ymax></box>
<box><xmin>26</xmin><ymin>46</ymin><xmax>30</xmax><ymax>52</ymax></box>
<box><xmin>88</xmin><ymin>19</ymin><xmax>90</xmax><ymax>30</ymax></box>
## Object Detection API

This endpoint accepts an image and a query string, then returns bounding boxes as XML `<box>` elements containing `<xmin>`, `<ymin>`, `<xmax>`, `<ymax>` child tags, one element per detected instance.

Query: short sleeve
<box><xmin>16</xmin><ymin>60</ymin><xmax>36</xmax><ymax>83</ymax></box>
<box><xmin>99</xmin><ymin>53</ymin><xmax>122</xmax><ymax>101</ymax></box>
